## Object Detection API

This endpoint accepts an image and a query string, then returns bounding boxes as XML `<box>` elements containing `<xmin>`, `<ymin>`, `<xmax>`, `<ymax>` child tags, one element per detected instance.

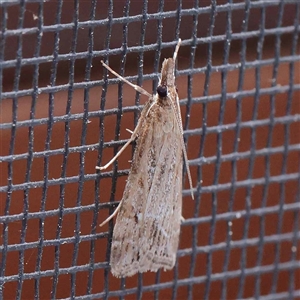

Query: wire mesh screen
<box><xmin>0</xmin><ymin>0</ymin><xmax>299</xmax><ymax>299</ymax></box>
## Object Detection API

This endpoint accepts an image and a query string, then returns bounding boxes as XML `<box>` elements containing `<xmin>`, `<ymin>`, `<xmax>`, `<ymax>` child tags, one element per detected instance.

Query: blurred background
<box><xmin>0</xmin><ymin>0</ymin><xmax>299</xmax><ymax>299</ymax></box>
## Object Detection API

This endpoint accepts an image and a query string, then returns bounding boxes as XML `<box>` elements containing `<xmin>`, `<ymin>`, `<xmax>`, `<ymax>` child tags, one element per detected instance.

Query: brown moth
<box><xmin>97</xmin><ymin>39</ymin><xmax>193</xmax><ymax>277</ymax></box>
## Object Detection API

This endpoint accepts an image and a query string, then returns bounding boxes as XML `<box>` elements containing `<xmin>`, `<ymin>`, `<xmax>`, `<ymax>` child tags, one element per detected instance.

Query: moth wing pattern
<box><xmin>139</xmin><ymin>105</ymin><xmax>182</xmax><ymax>272</ymax></box>
<box><xmin>110</xmin><ymin>103</ymin><xmax>183</xmax><ymax>278</ymax></box>
<box><xmin>109</xmin><ymin>100</ymin><xmax>154</xmax><ymax>277</ymax></box>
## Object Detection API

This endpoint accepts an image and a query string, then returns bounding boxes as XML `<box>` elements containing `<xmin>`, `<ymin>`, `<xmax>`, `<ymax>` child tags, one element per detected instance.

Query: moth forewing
<box><xmin>97</xmin><ymin>39</ymin><xmax>193</xmax><ymax>277</ymax></box>
<box><xmin>110</xmin><ymin>104</ymin><xmax>183</xmax><ymax>277</ymax></box>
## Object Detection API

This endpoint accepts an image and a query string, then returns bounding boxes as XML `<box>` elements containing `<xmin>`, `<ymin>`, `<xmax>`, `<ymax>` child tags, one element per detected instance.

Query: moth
<box><xmin>97</xmin><ymin>39</ymin><xmax>193</xmax><ymax>278</ymax></box>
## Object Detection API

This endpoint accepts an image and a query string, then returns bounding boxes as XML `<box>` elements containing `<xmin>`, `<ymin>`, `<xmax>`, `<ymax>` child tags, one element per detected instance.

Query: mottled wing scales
<box><xmin>139</xmin><ymin>126</ymin><xmax>182</xmax><ymax>272</ymax></box>
<box><xmin>110</xmin><ymin>105</ymin><xmax>154</xmax><ymax>277</ymax></box>
<box><xmin>110</xmin><ymin>105</ymin><xmax>182</xmax><ymax>277</ymax></box>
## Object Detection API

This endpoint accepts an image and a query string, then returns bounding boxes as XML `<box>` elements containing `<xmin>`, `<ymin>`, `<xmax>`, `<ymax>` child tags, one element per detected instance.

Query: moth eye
<box><xmin>157</xmin><ymin>85</ymin><xmax>167</xmax><ymax>98</ymax></box>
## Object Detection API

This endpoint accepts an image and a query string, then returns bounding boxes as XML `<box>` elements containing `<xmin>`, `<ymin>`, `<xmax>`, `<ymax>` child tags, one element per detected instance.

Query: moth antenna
<box><xmin>169</xmin><ymin>97</ymin><xmax>194</xmax><ymax>200</ymax></box>
<box><xmin>168</xmin><ymin>39</ymin><xmax>194</xmax><ymax>199</ymax></box>
<box><xmin>101</xmin><ymin>60</ymin><xmax>152</xmax><ymax>98</ymax></box>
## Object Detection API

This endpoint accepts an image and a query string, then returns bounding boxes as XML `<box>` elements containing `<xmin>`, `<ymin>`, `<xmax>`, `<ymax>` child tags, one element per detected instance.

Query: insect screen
<box><xmin>0</xmin><ymin>0</ymin><xmax>299</xmax><ymax>299</ymax></box>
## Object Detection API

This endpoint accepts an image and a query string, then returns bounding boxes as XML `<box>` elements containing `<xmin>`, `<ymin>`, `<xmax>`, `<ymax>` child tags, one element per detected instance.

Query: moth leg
<box><xmin>99</xmin><ymin>200</ymin><xmax>123</xmax><ymax>227</ymax></box>
<box><xmin>126</xmin><ymin>128</ymin><xmax>134</xmax><ymax>134</ymax></box>
<box><xmin>97</xmin><ymin>60</ymin><xmax>152</xmax><ymax>171</ymax></box>
<box><xmin>101</xmin><ymin>60</ymin><xmax>152</xmax><ymax>98</ymax></box>
<box><xmin>145</xmin><ymin>100</ymin><xmax>156</xmax><ymax>117</ymax></box>
<box><xmin>96</xmin><ymin>134</ymin><xmax>136</xmax><ymax>171</ymax></box>
<box><xmin>180</xmin><ymin>216</ymin><xmax>185</xmax><ymax>222</ymax></box>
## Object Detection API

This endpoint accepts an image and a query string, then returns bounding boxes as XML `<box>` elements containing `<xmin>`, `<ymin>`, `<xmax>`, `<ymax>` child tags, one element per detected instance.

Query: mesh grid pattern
<box><xmin>0</xmin><ymin>0</ymin><xmax>299</xmax><ymax>299</ymax></box>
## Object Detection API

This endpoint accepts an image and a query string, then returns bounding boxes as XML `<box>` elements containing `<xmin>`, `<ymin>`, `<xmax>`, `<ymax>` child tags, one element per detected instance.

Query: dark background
<box><xmin>0</xmin><ymin>0</ymin><xmax>299</xmax><ymax>299</ymax></box>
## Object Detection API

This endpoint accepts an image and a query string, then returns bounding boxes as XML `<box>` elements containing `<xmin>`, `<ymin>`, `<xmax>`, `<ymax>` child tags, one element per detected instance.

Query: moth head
<box><xmin>157</xmin><ymin>85</ymin><xmax>168</xmax><ymax>98</ymax></box>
